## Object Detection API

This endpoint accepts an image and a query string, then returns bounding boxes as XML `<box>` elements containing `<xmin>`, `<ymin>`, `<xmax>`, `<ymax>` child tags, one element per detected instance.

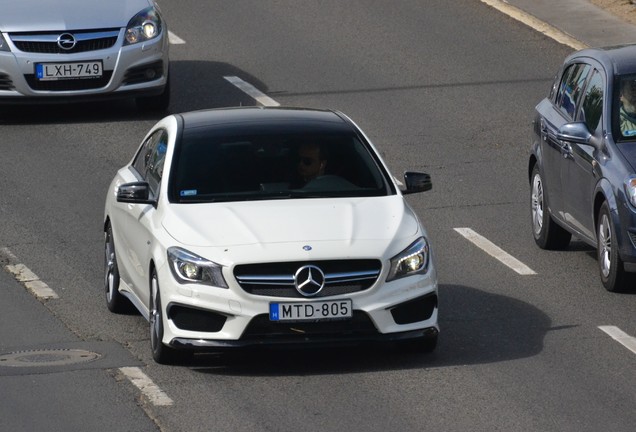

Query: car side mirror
<box><xmin>557</xmin><ymin>122</ymin><xmax>592</xmax><ymax>145</ymax></box>
<box><xmin>116</xmin><ymin>181</ymin><xmax>156</xmax><ymax>205</ymax></box>
<box><xmin>402</xmin><ymin>172</ymin><xmax>432</xmax><ymax>194</ymax></box>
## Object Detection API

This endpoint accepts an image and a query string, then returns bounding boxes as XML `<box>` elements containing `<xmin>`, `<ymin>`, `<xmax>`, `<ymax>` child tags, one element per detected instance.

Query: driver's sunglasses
<box><xmin>300</xmin><ymin>157</ymin><xmax>318</xmax><ymax>166</ymax></box>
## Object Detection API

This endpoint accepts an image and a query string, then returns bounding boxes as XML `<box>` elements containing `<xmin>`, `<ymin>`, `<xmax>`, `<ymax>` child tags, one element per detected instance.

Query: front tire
<box><xmin>597</xmin><ymin>202</ymin><xmax>630</xmax><ymax>292</ymax></box>
<box><xmin>530</xmin><ymin>165</ymin><xmax>571</xmax><ymax>250</ymax></box>
<box><xmin>398</xmin><ymin>334</ymin><xmax>438</xmax><ymax>354</ymax></box>
<box><xmin>150</xmin><ymin>269</ymin><xmax>179</xmax><ymax>364</ymax></box>
<box><xmin>136</xmin><ymin>75</ymin><xmax>170</xmax><ymax>113</ymax></box>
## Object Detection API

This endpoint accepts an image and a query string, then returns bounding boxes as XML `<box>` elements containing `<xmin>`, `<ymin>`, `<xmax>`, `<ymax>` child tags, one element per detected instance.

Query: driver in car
<box><xmin>297</xmin><ymin>142</ymin><xmax>327</xmax><ymax>184</ymax></box>
<box><xmin>619</xmin><ymin>79</ymin><xmax>636</xmax><ymax>137</ymax></box>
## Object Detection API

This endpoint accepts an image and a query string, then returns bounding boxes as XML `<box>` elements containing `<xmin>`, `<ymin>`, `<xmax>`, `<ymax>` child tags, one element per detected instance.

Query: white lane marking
<box><xmin>119</xmin><ymin>367</ymin><xmax>174</xmax><ymax>406</ymax></box>
<box><xmin>598</xmin><ymin>326</ymin><xmax>636</xmax><ymax>355</ymax></box>
<box><xmin>479</xmin><ymin>0</ymin><xmax>587</xmax><ymax>50</ymax></box>
<box><xmin>168</xmin><ymin>31</ymin><xmax>186</xmax><ymax>45</ymax></box>
<box><xmin>4</xmin><ymin>261</ymin><xmax>59</xmax><ymax>299</ymax></box>
<box><xmin>224</xmin><ymin>76</ymin><xmax>280</xmax><ymax>107</ymax></box>
<box><xmin>454</xmin><ymin>227</ymin><xmax>537</xmax><ymax>275</ymax></box>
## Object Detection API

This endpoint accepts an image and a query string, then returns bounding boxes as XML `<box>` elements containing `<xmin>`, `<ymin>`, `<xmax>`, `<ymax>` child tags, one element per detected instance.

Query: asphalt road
<box><xmin>1</xmin><ymin>1</ymin><xmax>635</xmax><ymax>431</ymax></box>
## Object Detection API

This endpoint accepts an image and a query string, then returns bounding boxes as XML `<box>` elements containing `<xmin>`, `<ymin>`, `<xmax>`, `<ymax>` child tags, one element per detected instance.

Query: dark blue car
<box><xmin>529</xmin><ymin>45</ymin><xmax>636</xmax><ymax>292</ymax></box>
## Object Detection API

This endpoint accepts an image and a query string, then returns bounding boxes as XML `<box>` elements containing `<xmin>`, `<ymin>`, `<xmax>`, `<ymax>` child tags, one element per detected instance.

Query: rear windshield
<box><xmin>169</xmin><ymin>131</ymin><xmax>392</xmax><ymax>203</ymax></box>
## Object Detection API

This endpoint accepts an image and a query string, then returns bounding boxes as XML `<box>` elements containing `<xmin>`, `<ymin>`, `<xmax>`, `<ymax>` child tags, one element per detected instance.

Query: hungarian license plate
<box><xmin>269</xmin><ymin>299</ymin><xmax>352</xmax><ymax>322</ymax></box>
<box><xmin>35</xmin><ymin>61</ymin><xmax>103</xmax><ymax>81</ymax></box>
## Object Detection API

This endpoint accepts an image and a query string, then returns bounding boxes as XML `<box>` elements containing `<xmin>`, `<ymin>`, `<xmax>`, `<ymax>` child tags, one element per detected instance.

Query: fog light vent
<box><xmin>168</xmin><ymin>304</ymin><xmax>227</xmax><ymax>332</ymax></box>
<box><xmin>390</xmin><ymin>294</ymin><xmax>437</xmax><ymax>325</ymax></box>
<box><xmin>123</xmin><ymin>60</ymin><xmax>163</xmax><ymax>85</ymax></box>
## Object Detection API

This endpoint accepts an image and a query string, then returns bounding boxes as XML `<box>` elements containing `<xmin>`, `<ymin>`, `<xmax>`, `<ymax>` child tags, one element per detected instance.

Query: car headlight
<box><xmin>167</xmin><ymin>247</ymin><xmax>228</xmax><ymax>288</ymax></box>
<box><xmin>624</xmin><ymin>175</ymin><xmax>636</xmax><ymax>207</ymax></box>
<box><xmin>0</xmin><ymin>33</ymin><xmax>9</xmax><ymax>52</ymax></box>
<box><xmin>386</xmin><ymin>237</ymin><xmax>430</xmax><ymax>282</ymax></box>
<box><xmin>125</xmin><ymin>6</ymin><xmax>162</xmax><ymax>45</ymax></box>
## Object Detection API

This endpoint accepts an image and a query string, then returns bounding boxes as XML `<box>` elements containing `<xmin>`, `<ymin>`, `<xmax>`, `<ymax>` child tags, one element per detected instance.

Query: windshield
<box><xmin>169</xmin><ymin>131</ymin><xmax>393</xmax><ymax>203</ymax></box>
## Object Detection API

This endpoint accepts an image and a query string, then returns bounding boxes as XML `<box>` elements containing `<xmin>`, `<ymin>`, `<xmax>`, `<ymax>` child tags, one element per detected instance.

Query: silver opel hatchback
<box><xmin>0</xmin><ymin>0</ymin><xmax>169</xmax><ymax>110</ymax></box>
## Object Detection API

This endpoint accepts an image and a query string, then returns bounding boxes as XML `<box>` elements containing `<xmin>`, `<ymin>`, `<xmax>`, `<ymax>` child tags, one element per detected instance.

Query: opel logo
<box><xmin>294</xmin><ymin>265</ymin><xmax>325</xmax><ymax>297</ymax></box>
<box><xmin>57</xmin><ymin>33</ymin><xmax>77</xmax><ymax>50</ymax></box>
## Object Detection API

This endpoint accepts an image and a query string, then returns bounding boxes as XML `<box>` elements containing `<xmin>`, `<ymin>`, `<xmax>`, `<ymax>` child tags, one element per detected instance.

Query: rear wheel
<box><xmin>104</xmin><ymin>224</ymin><xmax>130</xmax><ymax>313</ymax></box>
<box><xmin>149</xmin><ymin>269</ymin><xmax>180</xmax><ymax>364</ymax></box>
<box><xmin>530</xmin><ymin>165</ymin><xmax>571</xmax><ymax>249</ymax></box>
<box><xmin>597</xmin><ymin>202</ymin><xmax>631</xmax><ymax>292</ymax></box>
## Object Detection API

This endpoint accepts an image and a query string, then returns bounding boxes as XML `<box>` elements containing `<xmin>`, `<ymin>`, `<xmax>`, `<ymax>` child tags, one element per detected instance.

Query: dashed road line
<box><xmin>168</xmin><ymin>31</ymin><xmax>186</xmax><ymax>45</ymax></box>
<box><xmin>454</xmin><ymin>227</ymin><xmax>537</xmax><ymax>275</ymax></box>
<box><xmin>1</xmin><ymin>247</ymin><xmax>172</xmax><ymax>407</ymax></box>
<box><xmin>119</xmin><ymin>367</ymin><xmax>174</xmax><ymax>406</ymax></box>
<box><xmin>1</xmin><ymin>248</ymin><xmax>59</xmax><ymax>299</ymax></box>
<box><xmin>598</xmin><ymin>326</ymin><xmax>636</xmax><ymax>355</ymax></box>
<box><xmin>224</xmin><ymin>76</ymin><xmax>280</xmax><ymax>107</ymax></box>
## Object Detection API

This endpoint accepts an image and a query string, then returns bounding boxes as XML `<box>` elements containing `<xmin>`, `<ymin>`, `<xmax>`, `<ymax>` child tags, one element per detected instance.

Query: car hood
<box><xmin>0</xmin><ymin>0</ymin><xmax>153</xmax><ymax>32</ymax></box>
<box><xmin>162</xmin><ymin>196</ymin><xmax>420</xmax><ymax>250</ymax></box>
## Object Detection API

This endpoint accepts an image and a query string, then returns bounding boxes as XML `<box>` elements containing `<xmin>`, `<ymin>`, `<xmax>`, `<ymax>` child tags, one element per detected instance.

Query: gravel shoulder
<box><xmin>591</xmin><ymin>0</ymin><xmax>636</xmax><ymax>26</ymax></box>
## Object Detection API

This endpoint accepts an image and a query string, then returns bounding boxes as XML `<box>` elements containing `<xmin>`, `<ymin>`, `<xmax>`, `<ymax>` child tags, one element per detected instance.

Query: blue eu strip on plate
<box><xmin>269</xmin><ymin>303</ymin><xmax>280</xmax><ymax>321</ymax></box>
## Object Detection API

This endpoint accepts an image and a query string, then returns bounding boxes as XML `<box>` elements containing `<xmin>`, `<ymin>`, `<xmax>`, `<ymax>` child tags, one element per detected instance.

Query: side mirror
<box><xmin>557</xmin><ymin>122</ymin><xmax>592</xmax><ymax>145</ymax></box>
<box><xmin>116</xmin><ymin>181</ymin><xmax>156</xmax><ymax>205</ymax></box>
<box><xmin>402</xmin><ymin>172</ymin><xmax>432</xmax><ymax>194</ymax></box>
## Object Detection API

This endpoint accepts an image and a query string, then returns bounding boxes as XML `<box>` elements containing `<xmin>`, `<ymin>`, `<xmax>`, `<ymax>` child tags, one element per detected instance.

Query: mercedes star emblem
<box><xmin>294</xmin><ymin>265</ymin><xmax>325</xmax><ymax>297</ymax></box>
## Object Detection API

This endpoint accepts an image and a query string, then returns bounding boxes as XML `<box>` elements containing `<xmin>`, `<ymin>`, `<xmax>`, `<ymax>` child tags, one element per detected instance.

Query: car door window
<box><xmin>548</xmin><ymin>72</ymin><xmax>560</xmax><ymax>100</ymax></box>
<box><xmin>132</xmin><ymin>134</ymin><xmax>156</xmax><ymax>178</ymax></box>
<box><xmin>617</xmin><ymin>75</ymin><xmax>636</xmax><ymax>138</ymax></box>
<box><xmin>132</xmin><ymin>129</ymin><xmax>168</xmax><ymax>195</ymax></box>
<box><xmin>556</xmin><ymin>63</ymin><xmax>591</xmax><ymax>119</ymax></box>
<box><xmin>580</xmin><ymin>69</ymin><xmax>604</xmax><ymax>134</ymax></box>
<box><xmin>554</xmin><ymin>66</ymin><xmax>572</xmax><ymax>107</ymax></box>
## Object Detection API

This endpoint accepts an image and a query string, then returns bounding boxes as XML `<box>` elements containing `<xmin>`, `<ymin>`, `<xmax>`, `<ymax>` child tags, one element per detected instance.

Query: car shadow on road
<box><xmin>184</xmin><ymin>284</ymin><xmax>554</xmax><ymax>376</ymax></box>
<box><xmin>0</xmin><ymin>61</ymin><xmax>272</xmax><ymax>125</ymax></box>
<box><xmin>540</xmin><ymin>240</ymin><xmax>636</xmax><ymax>295</ymax></box>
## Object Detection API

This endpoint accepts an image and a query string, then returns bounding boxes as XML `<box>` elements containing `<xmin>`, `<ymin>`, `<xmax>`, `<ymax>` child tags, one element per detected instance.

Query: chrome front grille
<box><xmin>234</xmin><ymin>260</ymin><xmax>382</xmax><ymax>299</ymax></box>
<box><xmin>10</xmin><ymin>29</ymin><xmax>119</xmax><ymax>54</ymax></box>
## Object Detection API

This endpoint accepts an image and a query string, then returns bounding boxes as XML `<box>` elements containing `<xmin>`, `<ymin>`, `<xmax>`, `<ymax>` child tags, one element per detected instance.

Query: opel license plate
<box><xmin>36</xmin><ymin>61</ymin><xmax>103</xmax><ymax>81</ymax></box>
<box><xmin>269</xmin><ymin>299</ymin><xmax>352</xmax><ymax>321</ymax></box>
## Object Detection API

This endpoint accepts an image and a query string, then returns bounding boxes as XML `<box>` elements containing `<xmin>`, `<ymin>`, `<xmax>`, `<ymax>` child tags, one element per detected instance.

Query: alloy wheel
<box><xmin>105</xmin><ymin>238</ymin><xmax>116</xmax><ymax>302</ymax></box>
<box><xmin>598</xmin><ymin>213</ymin><xmax>612</xmax><ymax>278</ymax></box>
<box><xmin>150</xmin><ymin>275</ymin><xmax>161</xmax><ymax>350</ymax></box>
<box><xmin>531</xmin><ymin>173</ymin><xmax>544</xmax><ymax>236</ymax></box>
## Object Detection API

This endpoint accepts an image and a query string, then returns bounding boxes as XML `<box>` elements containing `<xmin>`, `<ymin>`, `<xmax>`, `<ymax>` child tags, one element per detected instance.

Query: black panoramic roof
<box><xmin>177</xmin><ymin>107</ymin><xmax>354</xmax><ymax>135</ymax></box>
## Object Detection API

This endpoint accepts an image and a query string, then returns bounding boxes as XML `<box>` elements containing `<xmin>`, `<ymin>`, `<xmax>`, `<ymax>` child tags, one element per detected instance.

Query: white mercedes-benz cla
<box><xmin>104</xmin><ymin>107</ymin><xmax>439</xmax><ymax>363</ymax></box>
<box><xmin>0</xmin><ymin>0</ymin><xmax>169</xmax><ymax>110</ymax></box>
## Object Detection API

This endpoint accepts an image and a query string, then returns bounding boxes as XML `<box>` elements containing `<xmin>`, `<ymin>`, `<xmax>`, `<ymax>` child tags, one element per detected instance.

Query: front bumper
<box><xmin>171</xmin><ymin>326</ymin><xmax>440</xmax><ymax>350</ymax></box>
<box><xmin>155</xmin><ymin>260</ymin><xmax>439</xmax><ymax>350</ymax></box>
<box><xmin>0</xmin><ymin>28</ymin><xmax>169</xmax><ymax>102</ymax></box>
